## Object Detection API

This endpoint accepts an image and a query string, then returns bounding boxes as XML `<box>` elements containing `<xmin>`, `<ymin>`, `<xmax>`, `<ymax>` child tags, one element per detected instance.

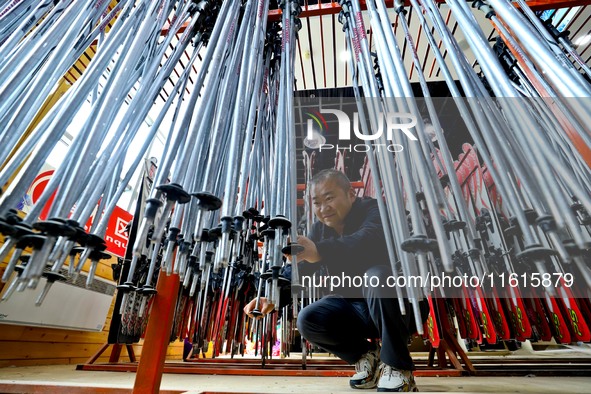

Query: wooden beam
<box><xmin>526</xmin><ymin>0</ymin><xmax>591</xmax><ymax>11</ymax></box>
<box><xmin>266</xmin><ymin>0</ymin><xmax>581</xmax><ymax>21</ymax></box>
<box><xmin>162</xmin><ymin>0</ymin><xmax>589</xmax><ymax>35</ymax></box>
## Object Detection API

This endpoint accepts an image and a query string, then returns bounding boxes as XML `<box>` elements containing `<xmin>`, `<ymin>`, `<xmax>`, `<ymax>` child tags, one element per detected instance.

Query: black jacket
<box><xmin>301</xmin><ymin>197</ymin><xmax>390</xmax><ymax>296</ymax></box>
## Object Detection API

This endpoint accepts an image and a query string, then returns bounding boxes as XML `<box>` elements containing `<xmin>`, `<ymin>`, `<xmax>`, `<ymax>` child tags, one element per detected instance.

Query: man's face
<box><xmin>311</xmin><ymin>179</ymin><xmax>355</xmax><ymax>231</ymax></box>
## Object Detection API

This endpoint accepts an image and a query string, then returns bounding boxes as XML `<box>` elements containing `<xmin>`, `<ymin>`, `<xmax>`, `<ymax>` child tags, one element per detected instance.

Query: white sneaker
<box><xmin>349</xmin><ymin>348</ymin><xmax>380</xmax><ymax>389</ymax></box>
<box><xmin>377</xmin><ymin>364</ymin><xmax>418</xmax><ymax>392</ymax></box>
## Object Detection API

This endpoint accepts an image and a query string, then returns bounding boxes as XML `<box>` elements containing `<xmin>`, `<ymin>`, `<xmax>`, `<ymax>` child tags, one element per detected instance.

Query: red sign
<box><xmin>29</xmin><ymin>170</ymin><xmax>57</xmax><ymax>220</ymax></box>
<box><xmin>104</xmin><ymin>206</ymin><xmax>132</xmax><ymax>257</ymax></box>
<box><xmin>27</xmin><ymin>170</ymin><xmax>133</xmax><ymax>258</ymax></box>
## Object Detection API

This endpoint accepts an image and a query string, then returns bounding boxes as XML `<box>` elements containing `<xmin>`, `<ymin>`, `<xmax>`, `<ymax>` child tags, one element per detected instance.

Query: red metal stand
<box><xmin>79</xmin><ymin>358</ymin><xmax>465</xmax><ymax>377</ymax></box>
<box><xmin>132</xmin><ymin>272</ymin><xmax>180</xmax><ymax>394</ymax></box>
<box><xmin>84</xmin><ymin>343</ymin><xmax>137</xmax><ymax>365</ymax></box>
<box><xmin>428</xmin><ymin>332</ymin><xmax>476</xmax><ymax>373</ymax></box>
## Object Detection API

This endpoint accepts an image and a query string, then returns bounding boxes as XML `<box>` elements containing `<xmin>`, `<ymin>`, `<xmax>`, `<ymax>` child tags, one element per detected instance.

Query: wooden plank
<box><xmin>0</xmin><ymin>358</ymin><xmax>68</xmax><ymax>368</ymax></box>
<box><xmin>76</xmin><ymin>256</ymin><xmax>116</xmax><ymax>281</ymax></box>
<box><xmin>98</xmin><ymin>259</ymin><xmax>113</xmax><ymax>272</ymax></box>
<box><xmin>0</xmin><ymin>383</ymin><xmax>184</xmax><ymax>394</ymax></box>
<box><xmin>92</xmin><ymin>263</ymin><xmax>113</xmax><ymax>281</ymax></box>
<box><xmin>0</xmin><ymin>344</ymin><xmax>182</xmax><ymax>366</ymax></box>
<box><xmin>0</xmin><ymin>326</ymin><xmax>109</xmax><ymax>343</ymax></box>
<box><xmin>0</xmin><ymin>337</ymin><xmax>181</xmax><ymax>363</ymax></box>
<box><xmin>0</xmin><ymin>341</ymin><xmax>105</xmax><ymax>360</ymax></box>
<box><xmin>0</xmin><ymin>341</ymin><xmax>182</xmax><ymax>360</ymax></box>
<box><xmin>0</xmin><ymin>267</ymin><xmax>5</xmax><ymax>293</ymax></box>
<box><xmin>0</xmin><ymin>356</ymin><xmax>113</xmax><ymax>368</ymax></box>
<box><xmin>70</xmin><ymin>356</ymin><xmax>112</xmax><ymax>365</ymax></box>
<box><xmin>102</xmin><ymin>317</ymin><xmax>112</xmax><ymax>329</ymax></box>
<box><xmin>129</xmin><ymin>342</ymin><xmax>183</xmax><ymax>359</ymax></box>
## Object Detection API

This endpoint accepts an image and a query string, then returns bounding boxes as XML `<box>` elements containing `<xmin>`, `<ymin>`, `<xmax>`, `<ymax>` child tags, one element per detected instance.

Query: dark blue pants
<box><xmin>296</xmin><ymin>265</ymin><xmax>430</xmax><ymax>370</ymax></box>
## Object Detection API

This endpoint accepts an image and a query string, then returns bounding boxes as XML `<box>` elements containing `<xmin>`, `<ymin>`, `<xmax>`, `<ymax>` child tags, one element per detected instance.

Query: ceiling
<box><xmin>57</xmin><ymin>0</ymin><xmax>591</xmax><ymax>197</ymax></box>
<box><xmin>287</xmin><ymin>1</ymin><xmax>591</xmax><ymax>91</ymax></box>
<box><xmin>62</xmin><ymin>1</ymin><xmax>591</xmax><ymax>95</ymax></box>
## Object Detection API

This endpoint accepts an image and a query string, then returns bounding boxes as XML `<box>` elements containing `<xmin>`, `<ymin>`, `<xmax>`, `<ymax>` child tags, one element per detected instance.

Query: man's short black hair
<box><xmin>309</xmin><ymin>169</ymin><xmax>352</xmax><ymax>192</ymax></box>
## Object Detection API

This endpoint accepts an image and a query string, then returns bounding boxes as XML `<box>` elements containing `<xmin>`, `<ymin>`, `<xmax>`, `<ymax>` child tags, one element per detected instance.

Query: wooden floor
<box><xmin>1</xmin><ymin>345</ymin><xmax>591</xmax><ymax>393</ymax></box>
<box><xmin>0</xmin><ymin>363</ymin><xmax>590</xmax><ymax>393</ymax></box>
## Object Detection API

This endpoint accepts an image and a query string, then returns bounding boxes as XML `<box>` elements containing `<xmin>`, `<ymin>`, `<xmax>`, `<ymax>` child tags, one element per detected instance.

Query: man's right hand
<box><xmin>243</xmin><ymin>297</ymin><xmax>275</xmax><ymax>319</ymax></box>
<box><xmin>296</xmin><ymin>235</ymin><xmax>321</xmax><ymax>263</ymax></box>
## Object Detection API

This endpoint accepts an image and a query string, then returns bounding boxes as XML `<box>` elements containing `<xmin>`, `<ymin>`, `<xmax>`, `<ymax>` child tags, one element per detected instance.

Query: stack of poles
<box><xmin>0</xmin><ymin>0</ymin><xmax>304</xmax><ymax>361</ymax></box>
<box><xmin>337</xmin><ymin>0</ymin><xmax>591</xmax><ymax>346</ymax></box>
<box><xmin>0</xmin><ymin>0</ymin><xmax>207</xmax><ymax>304</ymax></box>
